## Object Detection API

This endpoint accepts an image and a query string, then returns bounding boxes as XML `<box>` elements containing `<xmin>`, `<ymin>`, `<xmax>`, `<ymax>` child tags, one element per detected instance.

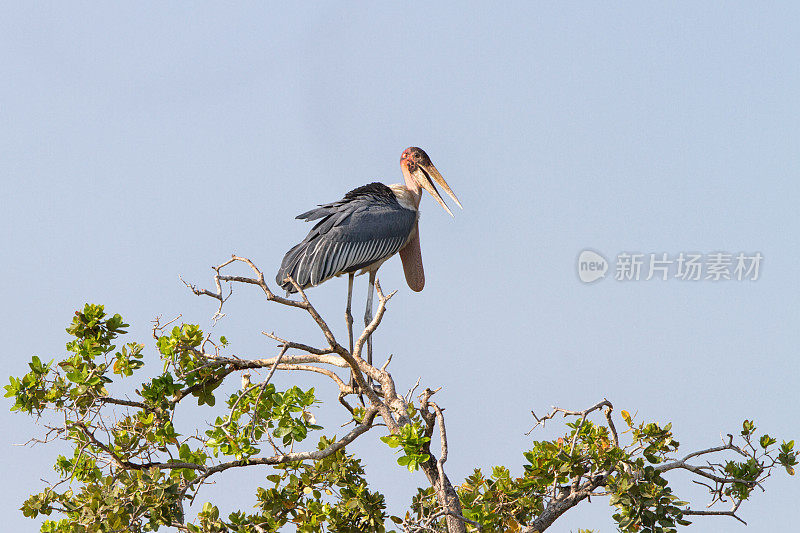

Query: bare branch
<box><xmin>353</xmin><ymin>280</ymin><xmax>396</xmax><ymax>360</ymax></box>
<box><xmin>604</xmin><ymin>404</ymin><xmax>619</xmax><ymax>448</ymax></box>
<box><xmin>97</xmin><ymin>397</ymin><xmax>150</xmax><ymax>411</ymax></box>
<box><xmin>262</xmin><ymin>331</ymin><xmax>335</xmax><ymax>356</ymax></box>
<box><xmin>278</xmin><ymin>363</ymin><xmax>347</xmax><ymax>389</ymax></box>
<box><xmin>655</xmin><ymin>439</ymin><xmax>758</xmax><ymax>486</ymax></box>
<box><xmin>528</xmin><ymin>398</ymin><xmax>613</xmax><ymax>437</ymax></box>
<box><xmin>684</xmin><ymin>499</ymin><xmax>747</xmax><ymax>525</ymax></box>
<box><xmin>432</xmin><ymin>403</ymin><xmax>448</xmax><ymax>490</ymax></box>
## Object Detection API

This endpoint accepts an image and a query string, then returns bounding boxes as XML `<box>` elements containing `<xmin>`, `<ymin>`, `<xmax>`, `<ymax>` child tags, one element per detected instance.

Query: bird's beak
<box><xmin>413</xmin><ymin>162</ymin><xmax>462</xmax><ymax>217</ymax></box>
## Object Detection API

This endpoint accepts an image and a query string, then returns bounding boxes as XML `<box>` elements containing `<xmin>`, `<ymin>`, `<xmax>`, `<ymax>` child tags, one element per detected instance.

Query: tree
<box><xmin>6</xmin><ymin>256</ymin><xmax>797</xmax><ymax>532</ymax></box>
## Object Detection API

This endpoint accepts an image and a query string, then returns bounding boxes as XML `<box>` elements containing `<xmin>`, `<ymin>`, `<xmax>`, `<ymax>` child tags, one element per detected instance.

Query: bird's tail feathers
<box><xmin>276</xmin><ymin>241</ymin><xmax>308</xmax><ymax>293</ymax></box>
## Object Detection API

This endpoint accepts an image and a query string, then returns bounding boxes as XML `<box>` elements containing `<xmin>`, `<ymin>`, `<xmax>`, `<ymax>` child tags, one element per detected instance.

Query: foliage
<box><xmin>380</xmin><ymin>404</ymin><xmax>431</xmax><ymax>472</ymax></box>
<box><xmin>6</xmin><ymin>305</ymin><xmax>384</xmax><ymax>532</ymax></box>
<box><xmin>6</xmin><ymin>304</ymin><xmax>798</xmax><ymax>532</ymax></box>
<box><xmin>414</xmin><ymin>411</ymin><xmax>796</xmax><ymax>533</ymax></box>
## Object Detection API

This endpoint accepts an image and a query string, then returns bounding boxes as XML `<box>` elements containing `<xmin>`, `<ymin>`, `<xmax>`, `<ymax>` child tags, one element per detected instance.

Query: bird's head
<box><xmin>400</xmin><ymin>147</ymin><xmax>462</xmax><ymax>216</ymax></box>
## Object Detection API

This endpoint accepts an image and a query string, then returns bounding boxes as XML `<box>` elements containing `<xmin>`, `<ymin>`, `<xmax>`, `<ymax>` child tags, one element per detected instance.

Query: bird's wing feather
<box><xmin>276</xmin><ymin>183</ymin><xmax>417</xmax><ymax>292</ymax></box>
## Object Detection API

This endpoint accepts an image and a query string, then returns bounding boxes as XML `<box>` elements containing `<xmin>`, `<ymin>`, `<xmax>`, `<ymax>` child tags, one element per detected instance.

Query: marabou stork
<box><xmin>276</xmin><ymin>147</ymin><xmax>461</xmax><ymax>391</ymax></box>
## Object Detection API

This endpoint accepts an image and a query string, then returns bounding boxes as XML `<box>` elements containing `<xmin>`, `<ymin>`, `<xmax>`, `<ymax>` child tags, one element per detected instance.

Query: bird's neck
<box><xmin>400</xmin><ymin>165</ymin><xmax>423</xmax><ymax>209</ymax></box>
<box><xmin>389</xmin><ymin>183</ymin><xmax>421</xmax><ymax>211</ymax></box>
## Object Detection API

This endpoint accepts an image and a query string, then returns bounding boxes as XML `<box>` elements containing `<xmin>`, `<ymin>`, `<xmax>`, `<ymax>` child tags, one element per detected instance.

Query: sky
<box><xmin>2</xmin><ymin>2</ymin><xmax>798</xmax><ymax>531</ymax></box>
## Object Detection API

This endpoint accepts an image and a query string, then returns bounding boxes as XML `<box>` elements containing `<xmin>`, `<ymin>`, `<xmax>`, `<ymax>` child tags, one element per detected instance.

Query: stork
<box><xmin>276</xmin><ymin>147</ymin><xmax>461</xmax><ymax>392</ymax></box>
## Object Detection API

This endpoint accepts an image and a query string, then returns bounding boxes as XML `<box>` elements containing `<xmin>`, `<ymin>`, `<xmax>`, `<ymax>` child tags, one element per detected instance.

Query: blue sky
<box><xmin>2</xmin><ymin>3</ymin><xmax>798</xmax><ymax>531</ymax></box>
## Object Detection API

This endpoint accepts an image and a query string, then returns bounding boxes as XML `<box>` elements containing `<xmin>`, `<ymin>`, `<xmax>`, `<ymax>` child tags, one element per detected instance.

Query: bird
<box><xmin>276</xmin><ymin>147</ymin><xmax>461</xmax><ymax>393</ymax></box>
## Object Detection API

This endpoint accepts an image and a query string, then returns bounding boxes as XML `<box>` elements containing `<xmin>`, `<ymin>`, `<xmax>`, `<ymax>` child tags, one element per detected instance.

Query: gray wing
<box><xmin>276</xmin><ymin>183</ymin><xmax>417</xmax><ymax>292</ymax></box>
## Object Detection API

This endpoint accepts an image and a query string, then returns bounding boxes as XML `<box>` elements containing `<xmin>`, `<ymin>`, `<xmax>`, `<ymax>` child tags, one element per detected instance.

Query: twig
<box><xmin>248</xmin><ymin>345</ymin><xmax>289</xmax><ymax>438</ymax></box>
<box><xmin>432</xmin><ymin>403</ymin><xmax>448</xmax><ymax>489</ymax></box>
<box><xmin>528</xmin><ymin>399</ymin><xmax>613</xmax><ymax>442</ymax></box>
<box><xmin>683</xmin><ymin>499</ymin><xmax>747</xmax><ymax>525</ymax></box>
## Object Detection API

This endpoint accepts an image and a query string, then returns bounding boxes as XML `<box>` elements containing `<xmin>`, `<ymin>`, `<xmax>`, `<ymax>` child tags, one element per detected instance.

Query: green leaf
<box><xmin>381</xmin><ymin>435</ymin><xmax>400</xmax><ymax>448</ymax></box>
<box><xmin>760</xmin><ymin>435</ymin><xmax>777</xmax><ymax>448</ymax></box>
<box><xmin>273</xmin><ymin>425</ymin><xmax>291</xmax><ymax>438</ymax></box>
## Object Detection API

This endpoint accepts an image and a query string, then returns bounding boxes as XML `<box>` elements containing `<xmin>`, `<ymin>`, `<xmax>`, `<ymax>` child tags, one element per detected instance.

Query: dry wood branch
<box><xmin>655</xmin><ymin>437</ymin><xmax>757</xmax><ymax>487</ymax></box>
<box><xmin>184</xmin><ymin>256</ymin><xmax>396</xmax><ymax>405</ymax></box>
<box><xmin>528</xmin><ymin>398</ymin><xmax>613</xmax><ymax>435</ymax></box>
<box><xmin>187</xmin><ymin>255</ymin><xmax>305</xmax><ymax>310</ymax></box>
<box><xmin>176</xmin><ymin>352</ymin><xmax>350</xmax><ymax>375</ymax></box>
<box><xmin>278</xmin><ymin>363</ymin><xmax>347</xmax><ymax>389</ymax></box>
<box><xmin>603</xmin><ymin>404</ymin><xmax>619</xmax><ymax>448</ymax></box>
<box><xmin>406</xmin><ymin>377</ymin><xmax>422</xmax><ymax>403</ymax></box>
<box><xmin>97</xmin><ymin>397</ymin><xmax>150</xmax><ymax>411</ymax></box>
<box><xmin>196</xmin><ymin>257</ymin><xmax>387</xmax><ymax>402</ymax></box>
<box><xmin>151</xmin><ymin>314</ymin><xmax>183</xmax><ymax>341</ymax></box>
<box><xmin>353</xmin><ymin>280</ymin><xmax>396</xmax><ymax>360</ymax></box>
<box><xmin>418</xmin><ymin>509</ymin><xmax>483</xmax><ymax>532</ymax></box>
<box><xmin>683</xmin><ymin>500</ymin><xmax>747</xmax><ymax>525</ymax></box>
<box><xmin>262</xmin><ymin>331</ymin><xmax>335</xmax><ymax>356</ymax></box>
<box><xmin>180</xmin><ymin>275</ymin><xmax>231</xmax><ymax>321</ymax></box>
<box><xmin>432</xmin><ymin>403</ymin><xmax>448</xmax><ymax>489</ymax></box>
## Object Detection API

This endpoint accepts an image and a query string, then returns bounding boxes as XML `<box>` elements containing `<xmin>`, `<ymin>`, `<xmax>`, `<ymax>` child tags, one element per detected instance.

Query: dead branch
<box><xmin>528</xmin><ymin>398</ymin><xmax>613</xmax><ymax>435</ymax></box>
<box><xmin>683</xmin><ymin>500</ymin><xmax>747</xmax><ymax>526</ymax></box>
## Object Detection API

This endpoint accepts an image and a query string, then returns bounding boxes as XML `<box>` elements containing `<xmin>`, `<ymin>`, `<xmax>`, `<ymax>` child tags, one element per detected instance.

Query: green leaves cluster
<box><xmin>609</xmin><ymin>467</ymin><xmax>689</xmax><ymax>533</ymax></box>
<box><xmin>380</xmin><ymin>404</ymin><xmax>431</xmax><ymax>472</ymax></box>
<box><xmin>252</xmin><ymin>437</ymin><xmax>388</xmax><ymax>532</ymax></box>
<box><xmin>5</xmin><ymin>306</ymin><xmax>379</xmax><ymax>532</ymax></box>
<box><xmin>38</xmin><ymin>468</ymin><xmax>182</xmax><ymax>532</ymax></box>
<box><xmin>453</xmin><ymin>419</ymin><xmax>621</xmax><ymax>532</ymax></box>
<box><xmin>178</xmin><ymin>436</ymin><xmax>389</xmax><ymax>532</ymax></box>
<box><xmin>205</xmin><ymin>384</ymin><xmax>322</xmax><ymax>460</ymax></box>
<box><xmin>727</xmin><ymin>420</ymin><xmax>798</xmax><ymax>500</ymax></box>
<box><xmin>456</xmin><ymin>466</ymin><xmax>538</xmax><ymax>532</ymax></box>
<box><xmin>157</xmin><ymin>323</ymin><xmax>221</xmax><ymax>406</ymax></box>
<box><xmin>408</xmin><ymin>409</ymin><xmax>797</xmax><ymax>533</ymax></box>
<box><xmin>6</xmin><ymin>304</ymin><xmax>142</xmax><ymax>416</ymax></box>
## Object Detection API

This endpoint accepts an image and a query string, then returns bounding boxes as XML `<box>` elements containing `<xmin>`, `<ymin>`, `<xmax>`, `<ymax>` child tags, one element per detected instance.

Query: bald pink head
<box><xmin>399</xmin><ymin>147</ymin><xmax>462</xmax><ymax>216</ymax></box>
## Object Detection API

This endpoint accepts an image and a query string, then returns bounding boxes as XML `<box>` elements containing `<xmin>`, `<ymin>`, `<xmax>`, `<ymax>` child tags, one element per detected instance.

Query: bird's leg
<box><xmin>345</xmin><ymin>272</ymin><xmax>357</xmax><ymax>393</ymax></box>
<box><xmin>346</xmin><ymin>271</ymin><xmax>355</xmax><ymax>356</ymax></box>
<box><xmin>363</xmin><ymin>270</ymin><xmax>377</xmax><ymax>392</ymax></box>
